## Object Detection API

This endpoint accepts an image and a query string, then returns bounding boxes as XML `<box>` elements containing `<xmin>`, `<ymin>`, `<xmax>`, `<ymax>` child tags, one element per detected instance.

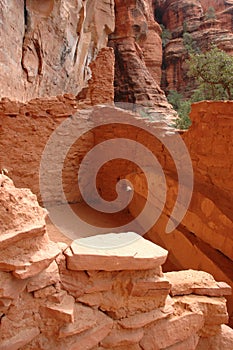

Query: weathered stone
<box><xmin>0</xmin><ymin>298</ymin><xmax>12</xmax><ymax>308</ymax></box>
<box><xmin>65</xmin><ymin>232</ymin><xmax>168</xmax><ymax>271</ymax></box>
<box><xmin>47</xmin><ymin>290</ymin><xmax>67</xmax><ymax>304</ymax></box>
<box><xmin>172</xmin><ymin>295</ymin><xmax>229</xmax><ymax>327</ymax></box>
<box><xmin>100</xmin><ymin>328</ymin><xmax>144</xmax><ymax>348</ymax></box>
<box><xmin>34</xmin><ymin>285</ymin><xmax>57</xmax><ymax>299</ymax></box>
<box><xmin>128</xmin><ymin>277</ymin><xmax>171</xmax><ymax>297</ymax></box>
<box><xmin>68</xmin><ymin>318</ymin><xmax>113</xmax><ymax>350</ymax></box>
<box><xmin>165</xmin><ymin>334</ymin><xmax>199</xmax><ymax>350</ymax></box>
<box><xmin>118</xmin><ymin>301</ymin><xmax>173</xmax><ymax>329</ymax></box>
<box><xmin>109</xmin><ymin>0</ymin><xmax>176</xmax><ymax>121</ymax></box>
<box><xmin>3</xmin><ymin>238</ymin><xmax>61</xmax><ymax>279</ymax></box>
<box><xmin>0</xmin><ymin>327</ymin><xmax>40</xmax><ymax>350</ymax></box>
<box><xmin>165</xmin><ymin>270</ymin><xmax>232</xmax><ymax>297</ymax></box>
<box><xmin>40</xmin><ymin>295</ymin><xmax>75</xmax><ymax>323</ymax></box>
<box><xmin>0</xmin><ymin>0</ymin><xmax>115</xmax><ymax>102</ymax></box>
<box><xmin>0</xmin><ymin>175</ymin><xmax>47</xmax><ymax>250</ymax></box>
<box><xmin>27</xmin><ymin>260</ymin><xmax>60</xmax><ymax>292</ymax></box>
<box><xmin>196</xmin><ymin>324</ymin><xmax>233</xmax><ymax>350</ymax></box>
<box><xmin>59</xmin><ymin>256</ymin><xmax>90</xmax><ymax>297</ymax></box>
<box><xmin>0</xmin><ymin>271</ymin><xmax>27</xmax><ymax>299</ymax></box>
<box><xmin>59</xmin><ymin>303</ymin><xmax>113</xmax><ymax>339</ymax></box>
<box><xmin>140</xmin><ymin>312</ymin><xmax>204</xmax><ymax>349</ymax></box>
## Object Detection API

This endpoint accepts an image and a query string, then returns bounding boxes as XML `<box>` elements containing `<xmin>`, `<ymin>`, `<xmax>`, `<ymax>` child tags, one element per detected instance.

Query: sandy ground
<box><xmin>46</xmin><ymin>202</ymin><xmax>134</xmax><ymax>244</ymax></box>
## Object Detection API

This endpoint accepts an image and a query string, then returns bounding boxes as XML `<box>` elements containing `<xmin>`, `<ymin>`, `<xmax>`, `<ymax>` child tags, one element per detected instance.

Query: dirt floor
<box><xmin>46</xmin><ymin>202</ymin><xmax>134</xmax><ymax>244</ymax></box>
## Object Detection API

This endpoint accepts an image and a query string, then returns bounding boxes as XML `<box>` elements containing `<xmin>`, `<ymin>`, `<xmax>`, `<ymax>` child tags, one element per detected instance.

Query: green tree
<box><xmin>167</xmin><ymin>90</ymin><xmax>192</xmax><ymax>130</ymax></box>
<box><xmin>188</xmin><ymin>46</ymin><xmax>233</xmax><ymax>100</ymax></box>
<box><xmin>160</xmin><ymin>24</ymin><xmax>172</xmax><ymax>48</ymax></box>
<box><xmin>175</xmin><ymin>100</ymin><xmax>192</xmax><ymax>130</ymax></box>
<box><xmin>205</xmin><ymin>6</ymin><xmax>216</xmax><ymax>20</ymax></box>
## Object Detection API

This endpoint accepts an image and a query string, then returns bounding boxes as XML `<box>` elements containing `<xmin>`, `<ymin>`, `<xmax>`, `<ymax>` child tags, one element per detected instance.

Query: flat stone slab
<box><xmin>0</xmin><ymin>271</ymin><xmax>27</xmax><ymax>299</ymax></box>
<box><xmin>0</xmin><ymin>327</ymin><xmax>40</xmax><ymax>350</ymax></box>
<box><xmin>41</xmin><ymin>295</ymin><xmax>75</xmax><ymax>323</ymax></box>
<box><xmin>65</xmin><ymin>232</ymin><xmax>168</xmax><ymax>271</ymax></box>
<box><xmin>165</xmin><ymin>270</ymin><xmax>232</xmax><ymax>297</ymax></box>
<box><xmin>59</xmin><ymin>303</ymin><xmax>113</xmax><ymax>339</ymax></box>
<box><xmin>0</xmin><ymin>236</ymin><xmax>61</xmax><ymax>279</ymax></box>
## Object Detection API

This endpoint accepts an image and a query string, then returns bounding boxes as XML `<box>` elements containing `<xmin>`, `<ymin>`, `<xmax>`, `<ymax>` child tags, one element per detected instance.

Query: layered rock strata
<box><xmin>153</xmin><ymin>0</ymin><xmax>233</xmax><ymax>94</ymax></box>
<box><xmin>109</xmin><ymin>0</ymin><xmax>176</xmax><ymax>120</ymax></box>
<box><xmin>0</xmin><ymin>175</ymin><xmax>233</xmax><ymax>350</ymax></box>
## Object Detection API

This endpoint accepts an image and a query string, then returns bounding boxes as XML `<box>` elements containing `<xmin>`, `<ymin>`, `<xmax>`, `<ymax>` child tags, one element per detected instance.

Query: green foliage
<box><xmin>167</xmin><ymin>90</ymin><xmax>182</xmax><ymax>110</ymax></box>
<box><xmin>205</xmin><ymin>6</ymin><xmax>216</xmax><ymax>20</ymax></box>
<box><xmin>175</xmin><ymin>100</ymin><xmax>192</xmax><ymax>130</ymax></box>
<box><xmin>182</xmin><ymin>31</ymin><xmax>199</xmax><ymax>54</ymax></box>
<box><xmin>183</xmin><ymin>21</ymin><xmax>188</xmax><ymax>33</ymax></box>
<box><xmin>167</xmin><ymin>90</ymin><xmax>192</xmax><ymax>130</ymax></box>
<box><xmin>183</xmin><ymin>32</ymin><xmax>194</xmax><ymax>53</ymax></box>
<box><xmin>160</xmin><ymin>24</ymin><xmax>172</xmax><ymax>48</ymax></box>
<box><xmin>187</xmin><ymin>46</ymin><xmax>233</xmax><ymax>100</ymax></box>
<box><xmin>167</xmin><ymin>47</ymin><xmax>233</xmax><ymax>129</ymax></box>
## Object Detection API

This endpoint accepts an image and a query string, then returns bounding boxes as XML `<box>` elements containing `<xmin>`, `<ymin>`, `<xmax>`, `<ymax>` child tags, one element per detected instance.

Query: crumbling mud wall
<box><xmin>0</xmin><ymin>47</ymin><xmax>114</xmax><ymax>203</ymax></box>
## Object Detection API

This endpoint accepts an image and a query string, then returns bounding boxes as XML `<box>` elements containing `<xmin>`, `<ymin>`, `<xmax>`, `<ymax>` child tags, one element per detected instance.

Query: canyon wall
<box><xmin>0</xmin><ymin>175</ymin><xmax>233</xmax><ymax>350</ymax></box>
<box><xmin>153</xmin><ymin>0</ymin><xmax>233</xmax><ymax>94</ymax></box>
<box><xmin>0</xmin><ymin>46</ymin><xmax>114</xmax><ymax>203</ymax></box>
<box><xmin>0</xmin><ymin>0</ymin><xmax>115</xmax><ymax>101</ymax></box>
<box><xmin>108</xmin><ymin>0</ymin><xmax>176</xmax><ymax>120</ymax></box>
<box><xmin>125</xmin><ymin>101</ymin><xmax>233</xmax><ymax>326</ymax></box>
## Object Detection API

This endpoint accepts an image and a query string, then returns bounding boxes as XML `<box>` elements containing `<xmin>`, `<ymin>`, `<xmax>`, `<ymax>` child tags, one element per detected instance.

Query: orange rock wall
<box><xmin>0</xmin><ymin>96</ymin><xmax>92</xmax><ymax>204</ymax></box>
<box><xmin>0</xmin><ymin>47</ymin><xmax>115</xmax><ymax>203</ymax></box>
<box><xmin>124</xmin><ymin>101</ymin><xmax>233</xmax><ymax>326</ymax></box>
<box><xmin>0</xmin><ymin>0</ymin><xmax>115</xmax><ymax>101</ymax></box>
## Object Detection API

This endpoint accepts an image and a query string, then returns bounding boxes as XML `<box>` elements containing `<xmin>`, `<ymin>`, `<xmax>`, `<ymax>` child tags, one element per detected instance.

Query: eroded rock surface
<box><xmin>0</xmin><ymin>0</ymin><xmax>115</xmax><ymax>101</ymax></box>
<box><xmin>109</xmin><ymin>0</ymin><xmax>176</xmax><ymax>120</ymax></box>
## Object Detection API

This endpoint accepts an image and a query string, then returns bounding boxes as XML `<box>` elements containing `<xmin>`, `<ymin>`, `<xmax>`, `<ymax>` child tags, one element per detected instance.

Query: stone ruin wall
<box><xmin>0</xmin><ymin>0</ymin><xmax>233</xmax><ymax>346</ymax></box>
<box><xmin>0</xmin><ymin>96</ymin><xmax>233</xmax><ymax>327</ymax></box>
<box><xmin>0</xmin><ymin>175</ymin><xmax>233</xmax><ymax>350</ymax></box>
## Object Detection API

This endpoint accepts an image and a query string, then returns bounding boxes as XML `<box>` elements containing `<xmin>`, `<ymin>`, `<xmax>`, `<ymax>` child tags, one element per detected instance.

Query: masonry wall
<box><xmin>0</xmin><ymin>175</ymin><xmax>233</xmax><ymax>350</ymax></box>
<box><xmin>0</xmin><ymin>98</ymin><xmax>233</xmax><ymax>326</ymax></box>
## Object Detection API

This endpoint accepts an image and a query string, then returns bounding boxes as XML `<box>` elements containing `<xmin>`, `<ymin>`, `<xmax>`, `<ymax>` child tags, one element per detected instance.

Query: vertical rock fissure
<box><xmin>21</xmin><ymin>0</ymin><xmax>29</xmax><ymax>74</ymax></box>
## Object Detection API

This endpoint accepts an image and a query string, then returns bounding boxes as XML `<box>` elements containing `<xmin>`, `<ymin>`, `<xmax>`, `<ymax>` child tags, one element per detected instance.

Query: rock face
<box><xmin>153</xmin><ymin>0</ymin><xmax>233</xmax><ymax>94</ymax></box>
<box><xmin>0</xmin><ymin>176</ymin><xmax>232</xmax><ymax>350</ymax></box>
<box><xmin>126</xmin><ymin>101</ymin><xmax>233</xmax><ymax>326</ymax></box>
<box><xmin>109</xmin><ymin>0</ymin><xmax>176</xmax><ymax>119</ymax></box>
<box><xmin>0</xmin><ymin>43</ymin><xmax>115</xmax><ymax>202</ymax></box>
<box><xmin>0</xmin><ymin>0</ymin><xmax>115</xmax><ymax>101</ymax></box>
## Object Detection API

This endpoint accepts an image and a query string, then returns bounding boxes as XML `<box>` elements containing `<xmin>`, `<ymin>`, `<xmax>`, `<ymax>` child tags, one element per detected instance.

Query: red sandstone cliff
<box><xmin>108</xmin><ymin>0</ymin><xmax>176</xmax><ymax>119</ymax></box>
<box><xmin>153</xmin><ymin>0</ymin><xmax>233</xmax><ymax>94</ymax></box>
<box><xmin>0</xmin><ymin>0</ymin><xmax>115</xmax><ymax>101</ymax></box>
